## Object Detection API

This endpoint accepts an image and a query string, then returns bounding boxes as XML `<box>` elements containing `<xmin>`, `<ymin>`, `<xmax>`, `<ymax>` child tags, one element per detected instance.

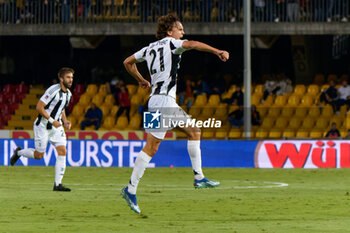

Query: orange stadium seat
<box><xmin>313</xmin><ymin>74</ymin><xmax>325</xmax><ymax>85</ymax></box>
<box><xmin>307</xmin><ymin>85</ymin><xmax>320</xmax><ymax>96</ymax></box>
<box><xmin>115</xmin><ymin>116</ymin><xmax>128</xmax><ymax>130</ymax></box>
<box><xmin>126</xmin><ymin>114</ymin><xmax>141</xmax><ymax>130</ymax></box>
<box><xmin>72</xmin><ymin>105</ymin><xmax>85</xmax><ymax>118</ymax></box>
<box><xmin>293</xmin><ymin>85</ymin><xmax>306</xmax><ymax>96</ymax></box>
<box><xmin>86</xmin><ymin>84</ymin><xmax>98</xmax><ymax>96</ymax></box>
<box><xmin>273</xmin><ymin>95</ymin><xmax>287</xmax><ymax>107</ymax></box>
<box><xmin>126</xmin><ymin>84</ymin><xmax>138</xmax><ymax>95</ymax></box>
<box><xmin>102</xmin><ymin>116</ymin><xmax>116</xmax><ymax>130</ymax></box>
<box><xmin>78</xmin><ymin>94</ymin><xmax>92</xmax><ymax>106</ymax></box>
<box><xmin>287</xmin><ymin>95</ymin><xmax>300</xmax><ymax>107</ymax></box>
<box><xmin>269</xmin><ymin>130</ymin><xmax>282</xmax><ymax>138</ymax></box>
<box><xmin>104</xmin><ymin>94</ymin><xmax>116</xmax><ymax>106</ymax></box>
<box><xmin>98</xmin><ymin>84</ymin><xmax>108</xmax><ymax>96</ymax></box>
<box><xmin>327</xmin><ymin>74</ymin><xmax>338</xmax><ymax>83</ymax></box>
<box><xmin>92</xmin><ymin>94</ymin><xmax>104</xmax><ymax>106</ymax></box>
<box><xmin>255</xmin><ymin>129</ymin><xmax>268</xmax><ymax>139</ymax></box>
<box><xmin>110</xmin><ymin>105</ymin><xmax>120</xmax><ymax>117</ymax></box>
<box><xmin>189</xmin><ymin>106</ymin><xmax>201</xmax><ymax>118</ymax></box>
<box><xmin>309</xmin><ymin>130</ymin><xmax>323</xmax><ymax>138</ymax></box>
<box><xmin>207</xmin><ymin>94</ymin><xmax>220</xmax><ymax>106</ymax></box>
<box><xmin>100</xmin><ymin>105</ymin><xmax>111</xmax><ymax>117</ymax></box>
<box><xmin>200</xmin><ymin>107</ymin><xmax>215</xmax><ymax>118</ymax></box>
<box><xmin>300</xmin><ymin>95</ymin><xmax>314</xmax><ymax>107</ymax></box>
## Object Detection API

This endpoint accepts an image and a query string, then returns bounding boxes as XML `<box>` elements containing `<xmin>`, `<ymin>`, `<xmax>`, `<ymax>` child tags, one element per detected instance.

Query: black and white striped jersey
<box><xmin>134</xmin><ymin>37</ymin><xmax>187</xmax><ymax>99</ymax></box>
<box><xmin>35</xmin><ymin>84</ymin><xmax>72</xmax><ymax>127</ymax></box>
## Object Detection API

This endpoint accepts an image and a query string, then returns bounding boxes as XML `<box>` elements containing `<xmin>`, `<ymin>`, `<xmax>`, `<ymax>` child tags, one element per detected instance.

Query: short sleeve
<box><xmin>134</xmin><ymin>46</ymin><xmax>148</xmax><ymax>62</ymax></box>
<box><xmin>170</xmin><ymin>39</ymin><xmax>187</xmax><ymax>55</ymax></box>
<box><xmin>40</xmin><ymin>85</ymin><xmax>59</xmax><ymax>105</ymax></box>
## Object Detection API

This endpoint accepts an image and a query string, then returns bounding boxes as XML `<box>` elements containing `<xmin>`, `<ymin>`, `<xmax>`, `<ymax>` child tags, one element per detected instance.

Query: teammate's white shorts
<box><xmin>33</xmin><ymin>122</ymin><xmax>67</xmax><ymax>153</ymax></box>
<box><xmin>146</xmin><ymin>95</ymin><xmax>190</xmax><ymax>140</ymax></box>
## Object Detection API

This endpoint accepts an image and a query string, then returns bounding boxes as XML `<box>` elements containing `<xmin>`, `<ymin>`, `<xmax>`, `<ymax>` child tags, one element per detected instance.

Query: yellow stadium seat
<box><xmin>294</xmin><ymin>85</ymin><xmax>306</xmax><ymax>96</ymax></box>
<box><xmin>288</xmin><ymin>118</ymin><xmax>302</xmax><ymax>129</ymax></box>
<box><xmin>126</xmin><ymin>84</ymin><xmax>138</xmax><ymax>95</ymax></box>
<box><xmin>329</xmin><ymin>115</ymin><xmax>343</xmax><ymax>128</ymax></box>
<box><xmin>110</xmin><ymin>105</ymin><xmax>120</xmax><ymax>116</ymax></box>
<box><xmin>300</xmin><ymin>95</ymin><xmax>314</xmax><ymax>107</ymax></box>
<box><xmin>294</xmin><ymin>108</ymin><xmax>308</xmax><ymax>118</ymax></box>
<box><xmin>86</xmin><ymin>84</ymin><xmax>98</xmax><ymax>96</ymax></box>
<box><xmin>313</xmin><ymin>74</ymin><xmax>325</xmax><ymax>85</ymax></box>
<box><xmin>228</xmin><ymin>129</ymin><xmax>241</xmax><ymax>138</ymax></box>
<box><xmin>260</xmin><ymin>117</ymin><xmax>275</xmax><ymax>129</ymax></box>
<box><xmin>193</xmin><ymin>94</ymin><xmax>207</xmax><ymax>106</ymax></box>
<box><xmin>269</xmin><ymin>130</ymin><xmax>282</xmax><ymax>138</ymax></box>
<box><xmin>255</xmin><ymin>129</ymin><xmax>268</xmax><ymax>139</ymax></box>
<box><xmin>214</xmin><ymin>107</ymin><xmax>227</xmax><ymax>118</ymax></box>
<box><xmin>296</xmin><ymin>130</ymin><xmax>309</xmax><ymax>138</ymax></box>
<box><xmin>321</xmin><ymin>105</ymin><xmax>334</xmax><ymax>118</ymax></box>
<box><xmin>115</xmin><ymin>116</ymin><xmax>129</xmax><ymax>130</ymax></box>
<box><xmin>136</xmin><ymin>86</ymin><xmax>150</xmax><ymax>97</ymax></box>
<box><xmin>275</xmin><ymin>117</ymin><xmax>289</xmax><ymax>129</ymax></box>
<box><xmin>242</xmin><ymin>131</ymin><xmax>255</xmax><ymax>138</ymax></box>
<box><xmin>100</xmin><ymin>105</ymin><xmax>111</xmax><ymax>117</ymax></box>
<box><xmin>215</xmin><ymin>129</ymin><xmax>228</xmax><ymax>139</ymax></box>
<box><xmin>207</xmin><ymin>94</ymin><xmax>220</xmax><ymax>106</ymax></box>
<box><xmin>267</xmin><ymin>107</ymin><xmax>280</xmax><ymax>118</ymax></box>
<box><xmin>309</xmin><ymin>130</ymin><xmax>323</xmax><ymax>138</ymax></box>
<box><xmin>202</xmin><ymin>130</ymin><xmax>214</xmax><ymax>139</ymax></box>
<box><xmin>308</xmin><ymin>106</ymin><xmax>320</xmax><ymax>118</ymax></box>
<box><xmin>261</xmin><ymin>95</ymin><xmax>274</xmax><ymax>107</ymax></box>
<box><xmin>104</xmin><ymin>94</ymin><xmax>116</xmax><ymax>106</ymax></box>
<box><xmin>72</xmin><ymin>105</ymin><xmax>85</xmax><ymax>118</ymax></box>
<box><xmin>102</xmin><ymin>116</ymin><xmax>115</xmax><ymax>130</ymax></box>
<box><xmin>282</xmin><ymin>129</ymin><xmax>295</xmax><ymax>138</ymax></box>
<box><xmin>301</xmin><ymin>117</ymin><xmax>315</xmax><ymax>129</ymax></box>
<box><xmin>254</xmin><ymin>84</ymin><xmax>264</xmax><ymax>94</ymax></box>
<box><xmin>273</xmin><ymin>95</ymin><xmax>287</xmax><ymax>107</ymax></box>
<box><xmin>78</xmin><ymin>94</ymin><xmax>92</xmax><ymax>106</ymax></box>
<box><xmin>228</xmin><ymin>105</ymin><xmax>239</xmax><ymax>113</ymax></box>
<box><xmin>200</xmin><ymin>107</ymin><xmax>215</xmax><ymax>118</ymax></box>
<box><xmin>67</xmin><ymin>116</ymin><xmax>77</xmax><ymax>129</ymax></box>
<box><xmin>307</xmin><ymin>85</ymin><xmax>320</xmax><ymax>96</ymax></box>
<box><xmin>327</xmin><ymin>74</ymin><xmax>338</xmax><ymax>83</ymax></box>
<box><xmin>126</xmin><ymin>114</ymin><xmax>141</xmax><ymax>130</ymax></box>
<box><xmin>321</xmin><ymin>84</ymin><xmax>330</xmax><ymax>92</ymax></box>
<box><xmin>98</xmin><ymin>84</ymin><xmax>108</xmax><ymax>96</ymax></box>
<box><xmin>189</xmin><ymin>106</ymin><xmax>201</xmax><ymax>118</ymax></box>
<box><xmin>287</xmin><ymin>95</ymin><xmax>300</xmax><ymax>107</ymax></box>
<box><xmin>315</xmin><ymin>117</ymin><xmax>329</xmax><ymax>129</ymax></box>
<box><xmin>84</xmin><ymin>105</ymin><xmax>91</xmax><ymax>113</ymax></box>
<box><xmin>92</xmin><ymin>94</ymin><xmax>104</xmax><ymax>106</ymax></box>
<box><xmin>340</xmin><ymin>105</ymin><xmax>347</xmax><ymax>117</ymax></box>
<box><xmin>251</xmin><ymin>93</ymin><xmax>262</xmax><ymax>106</ymax></box>
<box><xmin>281</xmin><ymin>108</ymin><xmax>294</xmax><ymax>118</ymax></box>
<box><xmin>257</xmin><ymin>106</ymin><xmax>268</xmax><ymax>118</ymax></box>
<box><xmin>130</xmin><ymin>94</ymin><xmax>142</xmax><ymax>107</ymax></box>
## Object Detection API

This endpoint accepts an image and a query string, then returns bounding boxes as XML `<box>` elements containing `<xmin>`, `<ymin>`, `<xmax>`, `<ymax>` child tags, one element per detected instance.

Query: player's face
<box><xmin>61</xmin><ymin>72</ymin><xmax>73</xmax><ymax>89</ymax></box>
<box><xmin>169</xmin><ymin>21</ymin><xmax>184</xmax><ymax>40</ymax></box>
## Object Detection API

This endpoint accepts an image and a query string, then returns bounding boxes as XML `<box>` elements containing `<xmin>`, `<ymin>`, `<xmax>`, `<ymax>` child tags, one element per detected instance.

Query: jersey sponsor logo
<box><xmin>143</xmin><ymin>110</ymin><xmax>162</xmax><ymax>129</ymax></box>
<box><xmin>256</xmin><ymin>140</ymin><xmax>350</xmax><ymax>168</ymax></box>
<box><xmin>45</xmin><ymin>95</ymin><xmax>49</xmax><ymax>99</ymax></box>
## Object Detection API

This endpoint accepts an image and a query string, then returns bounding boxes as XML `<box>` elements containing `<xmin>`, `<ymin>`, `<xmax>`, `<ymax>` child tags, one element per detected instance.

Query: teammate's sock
<box><xmin>18</xmin><ymin>148</ymin><xmax>35</xmax><ymax>159</ymax></box>
<box><xmin>127</xmin><ymin>151</ymin><xmax>152</xmax><ymax>194</ymax></box>
<box><xmin>55</xmin><ymin>155</ymin><xmax>66</xmax><ymax>186</ymax></box>
<box><xmin>187</xmin><ymin>140</ymin><xmax>205</xmax><ymax>180</ymax></box>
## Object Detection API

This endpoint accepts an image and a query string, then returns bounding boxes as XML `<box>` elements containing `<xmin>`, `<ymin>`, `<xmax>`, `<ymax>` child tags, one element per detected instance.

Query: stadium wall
<box><xmin>2</xmin><ymin>139</ymin><xmax>350</xmax><ymax>169</ymax></box>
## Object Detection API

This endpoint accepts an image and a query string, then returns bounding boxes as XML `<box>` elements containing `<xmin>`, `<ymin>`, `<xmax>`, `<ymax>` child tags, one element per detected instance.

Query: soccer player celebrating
<box><xmin>121</xmin><ymin>13</ymin><xmax>229</xmax><ymax>214</ymax></box>
<box><xmin>10</xmin><ymin>67</ymin><xmax>74</xmax><ymax>192</ymax></box>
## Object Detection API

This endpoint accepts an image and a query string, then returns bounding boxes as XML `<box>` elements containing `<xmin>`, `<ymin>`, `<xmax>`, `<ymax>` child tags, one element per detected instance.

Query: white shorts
<box><xmin>34</xmin><ymin>122</ymin><xmax>67</xmax><ymax>153</ymax></box>
<box><xmin>146</xmin><ymin>95</ymin><xmax>190</xmax><ymax>140</ymax></box>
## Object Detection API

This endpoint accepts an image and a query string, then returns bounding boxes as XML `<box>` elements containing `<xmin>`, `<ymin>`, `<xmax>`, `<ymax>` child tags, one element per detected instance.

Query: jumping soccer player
<box><xmin>10</xmin><ymin>67</ymin><xmax>73</xmax><ymax>192</ymax></box>
<box><xmin>121</xmin><ymin>13</ymin><xmax>229</xmax><ymax>214</ymax></box>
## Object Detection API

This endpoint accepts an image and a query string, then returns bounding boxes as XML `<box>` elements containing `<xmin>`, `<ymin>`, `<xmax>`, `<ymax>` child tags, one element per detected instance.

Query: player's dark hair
<box><xmin>156</xmin><ymin>13</ymin><xmax>180</xmax><ymax>39</ymax></box>
<box><xmin>58</xmin><ymin>67</ymin><xmax>74</xmax><ymax>79</ymax></box>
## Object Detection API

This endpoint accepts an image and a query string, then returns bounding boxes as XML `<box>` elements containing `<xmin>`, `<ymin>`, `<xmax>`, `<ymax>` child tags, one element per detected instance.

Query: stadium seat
<box><xmin>110</xmin><ymin>105</ymin><xmax>120</xmax><ymax>117</ymax></box>
<box><xmin>255</xmin><ymin>129</ymin><xmax>268</xmax><ymax>139</ymax></box>
<box><xmin>296</xmin><ymin>130</ymin><xmax>309</xmax><ymax>138</ymax></box>
<box><xmin>73</xmin><ymin>84</ymin><xmax>85</xmax><ymax>95</ymax></box>
<box><xmin>308</xmin><ymin>106</ymin><xmax>320</xmax><ymax>118</ymax></box>
<box><xmin>200</xmin><ymin>107</ymin><xmax>215</xmax><ymax>118</ymax></box>
<box><xmin>286</xmin><ymin>95</ymin><xmax>300</xmax><ymax>107</ymax></box>
<box><xmin>294</xmin><ymin>108</ymin><xmax>307</xmax><ymax>118</ymax></box>
<box><xmin>256</xmin><ymin>106</ymin><xmax>268</xmax><ymax>118</ymax></box>
<box><xmin>104</xmin><ymin>94</ymin><xmax>116</xmax><ymax>106</ymax></box>
<box><xmin>281</xmin><ymin>108</ymin><xmax>294</xmax><ymax>118</ymax></box>
<box><xmin>228</xmin><ymin>105</ymin><xmax>239</xmax><ymax>114</ymax></box>
<box><xmin>92</xmin><ymin>94</ymin><xmax>105</xmax><ymax>106</ymax></box>
<box><xmin>261</xmin><ymin>95</ymin><xmax>274</xmax><ymax>107</ymax></box>
<box><xmin>202</xmin><ymin>130</ymin><xmax>214</xmax><ymax>139</ymax></box>
<box><xmin>313</xmin><ymin>74</ymin><xmax>325</xmax><ymax>85</ymax></box>
<box><xmin>78</xmin><ymin>94</ymin><xmax>92</xmax><ymax>106</ymax></box>
<box><xmin>274</xmin><ymin>117</ymin><xmax>289</xmax><ymax>129</ymax></box>
<box><xmin>100</xmin><ymin>105</ymin><xmax>111</xmax><ymax>117</ymax></box>
<box><xmin>214</xmin><ymin>106</ymin><xmax>227</xmax><ymax>118</ymax></box>
<box><xmin>3</xmin><ymin>84</ymin><xmax>15</xmax><ymax>94</ymax></box>
<box><xmin>282</xmin><ymin>129</ymin><xmax>295</xmax><ymax>138</ymax></box>
<box><xmin>136</xmin><ymin>86</ymin><xmax>149</xmax><ymax>97</ymax></box>
<box><xmin>260</xmin><ymin>117</ymin><xmax>275</xmax><ymax>129</ymax></box>
<box><xmin>267</xmin><ymin>107</ymin><xmax>280</xmax><ymax>118</ymax></box>
<box><xmin>309</xmin><ymin>130</ymin><xmax>323</xmax><ymax>138</ymax></box>
<box><xmin>273</xmin><ymin>95</ymin><xmax>287</xmax><ymax>107</ymax></box>
<box><xmin>215</xmin><ymin>129</ymin><xmax>228</xmax><ymax>139</ymax></box>
<box><xmin>300</xmin><ymin>95</ymin><xmax>314</xmax><ymax>107</ymax></box>
<box><xmin>315</xmin><ymin>117</ymin><xmax>329</xmax><ymax>129</ymax></box>
<box><xmin>126</xmin><ymin>114</ymin><xmax>141</xmax><ymax>130</ymax></box>
<box><xmin>269</xmin><ymin>130</ymin><xmax>282</xmax><ymax>138</ymax></box>
<box><xmin>288</xmin><ymin>118</ymin><xmax>302</xmax><ymax>129</ymax></box>
<box><xmin>321</xmin><ymin>105</ymin><xmax>334</xmax><ymax>118</ymax></box>
<box><xmin>67</xmin><ymin>116</ymin><xmax>77</xmax><ymax>129</ymax></box>
<box><xmin>321</xmin><ymin>84</ymin><xmax>330</xmax><ymax>92</ymax></box>
<box><xmin>86</xmin><ymin>84</ymin><xmax>98</xmax><ymax>96</ymax></box>
<box><xmin>193</xmin><ymin>94</ymin><xmax>207</xmax><ymax>106</ymax></box>
<box><xmin>228</xmin><ymin>129</ymin><xmax>241</xmax><ymax>138</ymax></box>
<box><xmin>340</xmin><ymin>105</ymin><xmax>347</xmax><ymax>117</ymax></box>
<box><xmin>115</xmin><ymin>116</ymin><xmax>129</xmax><ymax>130</ymax></box>
<box><xmin>251</xmin><ymin>93</ymin><xmax>262</xmax><ymax>106</ymax></box>
<box><xmin>293</xmin><ymin>85</ymin><xmax>306</xmax><ymax>96</ymax></box>
<box><xmin>327</xmin><ymin>74</ymin><xmax>338</xmax><ymax>83</ymax></box>
<box><xmin>126</xmin><ymin>84</ymin><xmax>138</xmax><ymax>95</ymax></box>
<box><xmin>207</xmin><ymin>94</ymin><xmax>220</xmax><ymax>106</ymax></box>
<box><xmin>72</xmin><ymin>105</ymin><xmax>85</xmax><ymax>118</ymax></box>
<box><xmin>98</xmin><ymin>84</ymin><xmax>108</xmax><ymax>96</ymax></box>
<box><xmin>16</xmin><ymin>84</ymin><xmax>29</xmax><ymax>94</ymax></box>
<box><xmin>329</xmin><ymin>115</ymin><xmax>343</xmax><ymax>128</ymax></box>
<box><xmin>307</xmin><ymin>85</ymin><xmax>320</xmax><ymax>96</ymax></box>
<box><xmin>254</xmin><ymin>84</ymin><xmax>264</xmax><ymax>94</ymax></box>
<box><xmin>301</xmin><ymin>117</ymin><xmax>315</xmax><ymax>129</ymax></box>
<box><xmin>130</xmin><ymin>94</ymin><xmax>142</xmax><ymax>107</ymax></box>
<box><xmin>102</xmin><ymin>116</ymin><xmax>116</xmax><ymax>129</ymax></box>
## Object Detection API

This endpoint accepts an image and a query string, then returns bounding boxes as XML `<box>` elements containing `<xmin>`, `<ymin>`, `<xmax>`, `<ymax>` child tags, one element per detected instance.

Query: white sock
<box><xmin>127</xmin><ymin>151</ymin><xmax>152</xmax><ymax>194</ymax></box>
<box><xmin>187</xmin><ymin>140</ymin><xmax>204</xmax><ymax>180</ymax></box>
<box><xmin>18</xmin><ymin>148</ymin><xmax>35</xmax><ymax>159</ymax></box>
<box><xmin>55</xmin><ymin>155</ymin><xmax>66</xmax><ymax>186</ymax></box>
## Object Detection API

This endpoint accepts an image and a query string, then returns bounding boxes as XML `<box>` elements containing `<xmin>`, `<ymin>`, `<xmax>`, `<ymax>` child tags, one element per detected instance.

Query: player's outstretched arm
<box><xmin>182</xmin><ymin>41</ymin><xmax>229</xmax><ymax>62</ymax></box>
<box><xmin>36</xmin><ymin>100</ymin><xmax>61</xmax><ymax>128</ymax></box>
<box><xmin>123</xmin><ymin>55</ymin><xmax>151</xmax><ymax>89</ymax></box>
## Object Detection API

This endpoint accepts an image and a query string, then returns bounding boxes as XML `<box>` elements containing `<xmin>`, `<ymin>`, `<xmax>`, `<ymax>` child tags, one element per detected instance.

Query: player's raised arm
<box><xmin>123</xmin><ymin>55</ymin><xmax>151</xmax><ymax>89</ymax></box>
<box><xmin>36</xmin><ymin>100</ymin><xmax>61</xmax><ymax>128</ymax></box>
<box><xmin>182</xmin><ymin>40</ymin><xmax>229</xmax><ymax>62</ymax></box>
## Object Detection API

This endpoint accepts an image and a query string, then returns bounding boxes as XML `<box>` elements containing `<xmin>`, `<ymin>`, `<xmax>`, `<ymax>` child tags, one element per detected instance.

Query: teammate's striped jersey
<box><xmin>134</xmin><ymin>37</ymin><xmax>187</xmax><ymax>99</ymax></box>
<box><xmin>35</xmin><ymin>84</ymin><xmax>72</xmax><ymax>128</ymax></box>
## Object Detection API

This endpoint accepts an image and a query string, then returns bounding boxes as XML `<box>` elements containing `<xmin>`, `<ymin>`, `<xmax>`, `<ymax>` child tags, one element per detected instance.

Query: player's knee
<box><xmin>56</xmin><ymin>147</ymin><xmax>67</xmax><ymax>155</ymax></box>
<box><xmin>188</xmin><ymin>128</ymin><xmax>201</xmax><ymax>140</ymax></box>
<box><xmin>34</xmin><ymin>151</ymin><xmax>45</xmax><ymax>159</ymax></box>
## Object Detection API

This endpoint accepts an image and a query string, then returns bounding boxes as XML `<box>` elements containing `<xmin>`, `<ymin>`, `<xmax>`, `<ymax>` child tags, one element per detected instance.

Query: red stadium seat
<box><xmin>3</xmin><ymin>84</ymin><xmax>15</xmax><ymax>94</ymax></box>
<box><xmin>8</xmin><ymin>94</ymin><xmax>19</xmax><ymax>104</ymax></box>
<box><xmin>15</xmin><ymin>84</ymin><xmax>29</xmax><ymax>94</ymax></box>
<box><xmin>73</xmin><ymin>84</ymin><xmax>85</xmax><ymax>95</ymax></box>
<box><xmin>1</xmin><ymin>104</ymin><xmax>11</xmax><ymax>115</ymax></box>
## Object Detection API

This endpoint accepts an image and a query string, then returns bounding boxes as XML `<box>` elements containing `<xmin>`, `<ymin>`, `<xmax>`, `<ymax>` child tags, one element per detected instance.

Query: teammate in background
<box><xmin>10</xmin><ymin>67</ymin><xmax>74</xmax><ymax>192</ymax></box>
<box><xmin>121</xmin><ymin>13</ymin><xmax>229</xmax><ymax>214</ymax></box>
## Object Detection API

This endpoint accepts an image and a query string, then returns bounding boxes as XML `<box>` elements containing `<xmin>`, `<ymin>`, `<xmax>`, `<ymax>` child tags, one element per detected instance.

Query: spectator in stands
<box><xmin>116</xmin><ymin>85</ymin><xmax>131</xmax><ymax>122</ymax></box>
<box><xmin>325</xmin><ymin>122</ymin><xmax>341</xmax><ymax>138</ymax></box>
<box><xmin>319</xmin><ymin>80</ymin><xmax>338</xmax><ymax>109</ymax></box>
<box><xmin>228</xmin><ymin>105</ymin><xmax>244</xmax><ymax>128</ymax></box>
<box><xmin>81</xmin><ymin>103</ymin><xmax>102</xmax><ymax>130</ymax></box>
<box><xmin>60</xmin><ymin>0</ymin><xmax>71</xmax><ymax>23</ymax></box>
<box><xmin>274</xmin><ymin>0</ymin><xmax>286</xmax><ymax>22</ymax></box>
<box><xmin>228</xmin><ymin>0</ymin><xmax>242</xmax><ymax>22</ymax></box>
<box><xmin>287</xmin><ymin>0</ymin><xmax>299</xmax><ymax>22</ymax></box>
<box><xmin>262</xmin><ymin>76</ymin><xmax>280</xmax><ymax>102</ymax></box>
<box><xmin>41</xmin><ymin>0</ymin><xmax>55</xmax><ymax>24</ymax></box>
<box><xmin>106</xmin><ymin>79</ymin><xmax>124</xmax><ymax>105</ymax></box>
<box><xmin>179</xmin><ymin>79</ymin><xmax>195</xmax><ymax>111</ymax></box>
<box><xmin>345</xmin><ymin>129</ymin><xmax>350</xmax><ymax>139</ymax></box>
<box><xmin>254</xmin><ymin>0</ymin><xmax>265</xmax><ymax>22</ymax></box>
<box><xmin>222</xmin><ymin>85</ymin><xmax>243</xmax><ymax>106</ymax></box>
<box><xmin>336</xmin><ymin>79</ymin><xmax>350</xmax><ymax>112</ymax></box>
<box><xmin>251</xmin><ymin>105</ymin><xmax>261</xmax><ymax>126</ymax></box>
<box><xmin>82</xmin><ymin>0</ymin><xmax>92</xmax><ymax>21</ymax></box>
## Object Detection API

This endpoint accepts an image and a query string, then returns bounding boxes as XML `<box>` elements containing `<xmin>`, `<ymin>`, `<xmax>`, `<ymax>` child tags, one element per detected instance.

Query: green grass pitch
<box><xmin>1</xmin><ymin>167</ymin><xmax>350</xmax><ymax>233</ymax></box>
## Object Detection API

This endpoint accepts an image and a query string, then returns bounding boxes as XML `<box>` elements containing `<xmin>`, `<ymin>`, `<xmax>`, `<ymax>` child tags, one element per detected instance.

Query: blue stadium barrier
<box><xmin>0</xmin><ymin>139</ymin><xmax>257</xmax><ymax>168</ymax></box>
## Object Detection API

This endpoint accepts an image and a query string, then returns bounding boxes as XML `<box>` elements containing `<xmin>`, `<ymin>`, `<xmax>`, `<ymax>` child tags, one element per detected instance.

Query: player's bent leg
<box><xmin>53</xmin><ymin>145</ymin><xmax>70</xmax><ymax>192</ymax></box>
<box><xmin>182</xmin><ymin>126</ymin><xmax>220</xmax><ymax>189</ymax></box>
<box><xmin>121</xmin><ymin>133</ymin><xmax>162</xmax><ymax>213</ymax></box>
<box><xmin>10</xmin><ymin>147</ymin><xmax>22</xmax><ymax>166</ymax></box>
<box><xmin>11</xmin><ymin>148</ymin><xmax>42</xmax><ymax>165</ymax></box>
